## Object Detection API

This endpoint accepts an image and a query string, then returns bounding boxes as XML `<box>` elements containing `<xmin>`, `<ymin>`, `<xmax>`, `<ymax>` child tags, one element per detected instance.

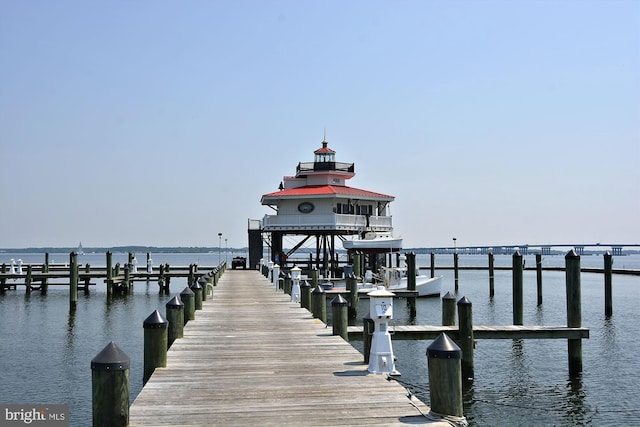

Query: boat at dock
<box><xmin>361</xmin><ymin>254</ymin><xmax>442</xmax><ymax>297</ymax></box>
<box><xmin>342</xmin><ymin>231</ymin><xmax>403</xmax><ymax>252</ymax></box>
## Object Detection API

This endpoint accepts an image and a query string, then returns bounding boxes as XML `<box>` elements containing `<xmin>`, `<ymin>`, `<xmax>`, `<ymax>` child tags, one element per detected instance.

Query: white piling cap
<box><xmin>368</xmin><ymin>286</ymin><xmax>395</xmax><ymax>298</ymax></box>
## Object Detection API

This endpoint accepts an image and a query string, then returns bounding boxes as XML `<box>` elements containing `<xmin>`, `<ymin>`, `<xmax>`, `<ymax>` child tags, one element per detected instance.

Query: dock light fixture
<box><xmin>453</xmin><ymin>237</ymin><xmax>457</xmax><ymax>254</ymax></box>
<box><xmin>218</xmin><ymin>233</ymin><xmax>222</xmax><ymax>264</ymax></box>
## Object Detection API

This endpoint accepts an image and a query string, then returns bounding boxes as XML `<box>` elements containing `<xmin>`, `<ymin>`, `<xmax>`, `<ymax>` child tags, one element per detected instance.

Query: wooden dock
<box><xmin>129</xmin><ymin>270</ymin><xmax>450</xmax><ymax>426</ymax></box>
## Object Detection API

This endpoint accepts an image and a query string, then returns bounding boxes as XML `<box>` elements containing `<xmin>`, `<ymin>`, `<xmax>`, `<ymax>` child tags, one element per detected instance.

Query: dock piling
<box><xmin>300</xmin><ymin>280</ymin><xmax>311</xmax><ymax>311</ymax></box>
<box><xmin>70</xmin><ymin>252</ymin><xmax>78</xmax><ymax>311</ymax></box>
<box><xmin>42</xmin><ymin>253</ymin><xmax>49</xmax><ymax>294</ymax></box>
<box><xmin>536</xmin><ymin>253</ymin><xmax>543</xmax><ymax>305</ymax></box>
<box><xmin>405</xmin><ymin>252</ymin><xmax>417</xmax><ymax>317</ymax></box>
<box><xmin>454</xmin><ymin>252</ymin><xmax>459</xmax><ymax>291</ymax></box>
<box><xmin>180</xmin><ymin>287</ymin><xmax>195</xmax><ymax>324</ymax></box>
<box><xmin>604</xmin><ymin>252</ymin><xmax>613</xmax><ymax>316</ymax></box>
<box><xmin>426</xmin><ymin>333</ymin><xmax>464</xmax><ymax>420</ymax></box>
<box><xmin>512</xmin><ymin>251</ymin><xmax>523</xmax><ymax>325</ymax></box>
<box><xmin>457</xmin><ymin>296</ymin><xmax>474</xmax><ymax>382</ymax></box>
<box><xmin>346</xmin><ymin>272</ymin><xmax>358</xmax><ymax>318</ymax></box>
<box><xmin>442</xmin><ymin>291</ymin><xmax>456</xmax><ymax>326</ymax></box>
<box><xmin>25</xmin><ymin>264</ymin><xmax>33</xmax><ymax>294</ymax></box>
<box><xmin>430</xmin><ymin>252</ymin><xmax>436</xmax><ymax>278</ymax></box>
<box><xmin>488</xmin><ymin>252</ymin><xmax>495</xmax><ymax>297</ymax></box>
<box><xmin>91</xmin><ymin>341</ymin><xmax>130</xmax><ymax>427</ymax></box>
<box><xmin>565</xmin><ymin>249</ymin><xmax>583</xmax><ymax>375</ymax></box>
<box><xmin>165</xmin><ymin>296</ymin><xmax>184</xmax><ymax>348</ymax></box>
<box><xmin>143</xmin><ymin>310</ymin><xmax>168</xmax><ymax>385</ymax></box>
<box><xmin>105</xmin><ymin>251</ymin><xmax>113</xmax><ymax>297</ymax></box>
<box><xmin>191</xmin><ymin>282</ymin><xmax>203</xmax><ymax>310</ymax></box>
<box><xmin>362</xmin><ymin>313</ymin><xmax>374</xmax><ymax>364</ymax></box>
<box><xmin>311</xmin><ymin>285</ymin><xmax>327</xmax><ymax>323</ymax></box>
<box><xmin>331</xmin><ymin>295</ymin><xmax>348</xmax><ymax>341</ymax></box>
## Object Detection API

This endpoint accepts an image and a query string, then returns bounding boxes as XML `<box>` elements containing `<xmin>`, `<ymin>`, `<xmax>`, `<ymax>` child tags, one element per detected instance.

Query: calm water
<box><xmin>0</xmin><ymin>251</ymin><xmax>638</xmax><ymax>426</ymax></box>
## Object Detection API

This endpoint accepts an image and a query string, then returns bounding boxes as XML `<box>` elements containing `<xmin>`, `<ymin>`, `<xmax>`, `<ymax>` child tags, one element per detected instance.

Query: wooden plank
<box><xmin>129</xmin><ymin>270</ymin><xmax>449</xmax><ymax>426</ymax></box>
<box><xmin>348</xmin><ymin>324</ymin><xmax>589</xmax><ymax>341</ymax></box>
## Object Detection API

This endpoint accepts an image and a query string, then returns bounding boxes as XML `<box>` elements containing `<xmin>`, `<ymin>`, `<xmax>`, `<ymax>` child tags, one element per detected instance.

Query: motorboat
<box><xmin>360</xmin><ymin>254</ymin><xmax>442</xmax><ymax>297</ymax></box>
<box><xmin>342</xmin><ymin>231</ymin><xmax>403</xmax><ymax>252</ymax></box>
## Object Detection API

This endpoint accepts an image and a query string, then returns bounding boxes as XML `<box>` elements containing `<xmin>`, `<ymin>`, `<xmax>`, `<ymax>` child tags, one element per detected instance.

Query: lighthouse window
<box><xmin>337</xmin><ymin>203</ymin><xmax>353</xmax><ymax>214</ymax></box>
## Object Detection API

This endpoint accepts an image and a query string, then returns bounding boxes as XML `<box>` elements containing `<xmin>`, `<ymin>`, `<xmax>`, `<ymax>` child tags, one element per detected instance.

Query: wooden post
<box><xmin>42</xmin><ymin>253</ymin><xmax>49</xmax><ymax>294</ymax></box>
<box><xmin>158</xmin><ymin>266</ymin><xmax>165</xmax><ymax>294</ymax></box>
<box><xmin>188</xmin><ymin>264</ymin><xmax>195</xmax><ymax>287</ymax></box>
<box><xmin>406</xmin><ymin>252</ymin><xmax>417</xmax><ymax>317</ymax></box>
<box><xmin>488</xmin><ymin>252</ymin><xmax>495</xmax><ymax>298</ymax></box>
<box><xmin>70</xmin><ymin>252</ymin><xmax>78</xmax><ymax>312</ymax></box>
<box><xmin>91</xmin><ymin>341</ymin><xmax>130</xmax><ymax>427</ymax></box>
<box><xmin>84</xmin><ymin>264</ymin><xmax>91</xmax><ymax>294</ymax></box>
<box><xmin>457</xmin><ymin>296</ymin><xmax>474</xmax><ymax>382</ymax></box>
<box><xmin>311</xmin><ymin>285</ymin><xmax>327</xmax><ymax>323</ymax></box>
<box><xmin>124</xmin><ymin>264</ymin><xmax>131</xmax><ymax>294</ymax></box>
<box><xmin>165</xmin><ymin>296</ymin><xmax>184</xmax><ymax>348</ymax></box>
<box><xmin>604</xmin><ymin>252</ymin><xmax>613</xmax><ymax>316</ymax></box>
<box><xmin>25</xmin><ymin>264</ymin><xmax>33</xmax><ymax>294</ymax></box>
<box><xmin>0</xmin><ymin>263</ymin><xmax>6</xmax><ymax>294</ymax></box>
<box><xmin>430</xmin><ymin>252</ymin><xmax>436</xmax><ymax>278</ymax></box>
<box><xmin>426</xmin><ymin>333</ymin><xmax>464</xmax><ymax>419</ymax></box>
<box><xmin>362</xmin><ymin>313</ymin><xmax>374</xmax><ymax>364</ymax></box>
<box><xmin>200</xmin><ymin>276</ymin><xmax>207</xmax><ymax>302</ymax></box>
<box><xmin>536</xmin><ymin>253</ymin><xmax>543</xmax><ymax>305</ymax></box>
<box><xmin>442</xmin><ymin>291</ymin><xmax>456</xmax><ymax>326</ymax></box>
<box><xmin>143</xmin><ymin>310</ymin><xmax>168</xmax><ymax>385</ymax></box>
<box><xmin>213</xmin><ymin>265</ymin><xmax>219</xmax><ymax>286</ymax></box>
<box><xmin>353</xmin><ymin>253</ymin><xmax>361</xmax><ymax>280</ymax></box>
<box><xmin>106</xmin><ymin>251</ymin><xmax>113</xmax><ymax>297</ymax></box>
<box><xmin>180</xmin><ymin>287</ymin><xmax>195</xmax><ymax>324</ymax></box>
<box><xmin>565</xmin><ymin>249</ymin><xmax>583</xmax><ymax>375</ymax></box>
<box><xmin>300</xmin><ymin>280</ymin><xmax>311</xmax><ymax>311</ymax></box>
<box><xmin>346</xmin><ymin>272</ymin><xmax>358</xmax><ymax>318</ymax></box>
<box><xmin>284</xmin><ymin>273</ymin><xmax>291</xmax><ymax>295</ymax></box>
<box><xmin>453</xmin><ymin>252</ymin><xmax>459</xmax><ymax>291</ymax></box>
<box><xmin>164</xmin><ymin>264</ymin><xmax>171</xmax><ymax>294</ymax></box>
<box><xmin>512</xmin><ymin>251</ymin><xmax>523</xmax><ymax>325</ymax></box>
<box><xmin>191</xmin><ymin>282</ymin><xmax>203</xmax><ymax>310</ymax></box>
<box><xmin>331</xmin><ymin>295</ymin><xmax>348</xmax><ymax>341</ymax></box>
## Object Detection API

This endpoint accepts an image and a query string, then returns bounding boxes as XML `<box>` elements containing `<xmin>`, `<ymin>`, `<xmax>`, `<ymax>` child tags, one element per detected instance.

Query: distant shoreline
<box><xmin>1</xmin><ymin>246</ymin><xmax>638</xmax><ymax>255</ymax></box>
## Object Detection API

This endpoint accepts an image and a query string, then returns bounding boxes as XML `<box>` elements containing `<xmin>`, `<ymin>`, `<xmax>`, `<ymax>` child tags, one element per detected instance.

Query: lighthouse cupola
<box><xmin>314</xmin><ymin>139</ymin><xmax>336</xmax><ymax>166</ymax></box>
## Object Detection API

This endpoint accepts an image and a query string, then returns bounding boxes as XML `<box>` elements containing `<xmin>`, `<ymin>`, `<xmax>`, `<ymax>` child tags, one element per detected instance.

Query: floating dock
<box><xmin>129</xmin><ymin>270</ymin><xmax>449</xmax><ymax>426</ymax></box>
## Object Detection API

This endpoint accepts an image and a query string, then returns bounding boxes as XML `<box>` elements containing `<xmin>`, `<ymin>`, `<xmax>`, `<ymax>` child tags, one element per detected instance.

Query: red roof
<box><xmin>314</xmin><ymin>146</ymin><xmax>335</xmax><ymax>154</ymax></box>
<box><xmin>314</xmin><ymin>140</ymin><xmax>335</xmax><ymax>154</ymax></box>
<box><xmin>262</xmin><ymin>185</ymin><xmax>394</xmax><ymax>201</ymax></box>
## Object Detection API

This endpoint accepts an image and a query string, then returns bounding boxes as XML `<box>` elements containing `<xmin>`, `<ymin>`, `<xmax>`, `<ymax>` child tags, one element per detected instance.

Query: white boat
<box><xmin>342</xmin><ymin>231</ymin><xmax>403</xmax><ymax>252</ymax></box>
<box><xmin>360</xmin><ymin>254</ymin><xmax>442</xmax><ymax>297</ymax></box>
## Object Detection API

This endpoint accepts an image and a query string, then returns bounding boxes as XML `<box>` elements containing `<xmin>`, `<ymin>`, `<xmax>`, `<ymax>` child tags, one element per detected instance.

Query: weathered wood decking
<box><xmin>129</xmin><ymin>270</ymin><xmax>448</xmax><ymax>426</ymax></box>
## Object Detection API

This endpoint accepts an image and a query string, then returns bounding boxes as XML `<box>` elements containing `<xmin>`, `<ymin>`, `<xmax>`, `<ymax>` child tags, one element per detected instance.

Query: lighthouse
<box><xmin>252</xmin><ymin>136</ymin><xmax>397</xmax><ymax>276</ymax></box>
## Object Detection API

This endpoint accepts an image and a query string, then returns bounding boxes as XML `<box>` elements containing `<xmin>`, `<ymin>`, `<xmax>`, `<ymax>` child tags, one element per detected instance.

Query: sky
<box><xmin>1</xmin><ymin>0</ymin><xmax>638</xmax><ymax>249</ymax></box>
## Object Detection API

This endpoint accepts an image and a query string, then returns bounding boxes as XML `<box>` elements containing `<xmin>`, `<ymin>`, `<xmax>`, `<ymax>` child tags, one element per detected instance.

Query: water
<box><xmin>0</xmin><ymin>251</ymin><xmax>638</xmax><ymax>426</ymax></box>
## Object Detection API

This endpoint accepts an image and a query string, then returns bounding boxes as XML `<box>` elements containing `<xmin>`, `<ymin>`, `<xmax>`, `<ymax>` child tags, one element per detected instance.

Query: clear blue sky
<box><xmin>1</xmin><ymin>0</ymin><xmax>638</xmax><ymax>249</ymax></box>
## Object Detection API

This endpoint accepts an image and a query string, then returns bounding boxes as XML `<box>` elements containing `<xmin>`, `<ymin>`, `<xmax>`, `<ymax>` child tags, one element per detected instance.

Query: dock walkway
<box><xmin>129</xmin><ymin>270</ymin><xmax>447</xmax><ymax>426</ymax></box>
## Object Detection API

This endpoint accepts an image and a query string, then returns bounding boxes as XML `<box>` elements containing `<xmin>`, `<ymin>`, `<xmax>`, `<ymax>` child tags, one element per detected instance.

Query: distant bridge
<box><xmin>417</xmin><ymin>243</ymin><xmax>640</xmax><ymax>256</ymax></box>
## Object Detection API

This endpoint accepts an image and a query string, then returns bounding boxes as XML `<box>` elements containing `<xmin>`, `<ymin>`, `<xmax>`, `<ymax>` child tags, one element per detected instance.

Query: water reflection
<box><xmin>66</xmin><ymin>310</ymin><xmax>76</xmax><ymax>347</ymax></box>
<box><xmin>562</xmin><ymin>376</ymin><xmax>592</xmax><ymax>425</ymax></box>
